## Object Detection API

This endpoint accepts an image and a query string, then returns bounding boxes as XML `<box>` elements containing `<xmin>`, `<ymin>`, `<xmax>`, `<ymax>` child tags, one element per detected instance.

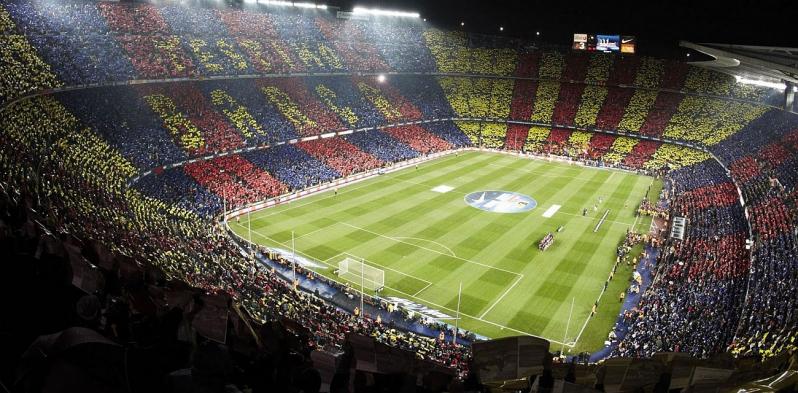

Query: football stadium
<box><xmin>0</xmin><ymin>0</ymin><xmax>797</xmax><ymax>391</ymax></box>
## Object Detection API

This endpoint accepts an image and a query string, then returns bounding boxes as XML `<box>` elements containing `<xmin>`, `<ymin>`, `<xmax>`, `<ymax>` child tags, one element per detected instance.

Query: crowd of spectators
<box><xmin>422</xmin><ymin>29</ymin><xmax>516</xmax><ymax>76</ymax></box>
<box><xmin>595</xmin><ymin>87</ymin><xmax>635</xmax><ymax>130</ymax></box>
<box><xmin>355</xmin><ymin>77</ymin><xmax>425</xmax><ymax>122</ymax></box>
<box><xmin>136</xmin><ymin>167</ymin><xmax>223</xmax><ymax>218</ymax></box>
<box><xmin>0</xmin><ymin>6</ymin><xmax>62</xmax><ymax>103</ymax></box>
<box><xmin>621</xmin><ymin>141</ymin><xmax>658</xmax><ymax>173</ymax></box>
<box><xmin>345</xmin><ymin>130</ymin><xmax>420</xmax><ymax>163</ymax></box>
<box><xmin>244</xmin><ymin>144</ymin><xmax>340</xmax><ymax>191</ymax></box>
<box><xmin>615</xmin><ymin>160</ymin><xmax>751</xmax><ymax>358</ymax></box>
<box><xmin>663</xmin><ymin>95</ymin><xmax>769</xmax><ymax>145</ymax></box>
<box><xmin>298</xmin><ymin>138</ymin><xmax>383</xmax><ymax>177</ymax></box>
<box><xmin>573</xmin><ymin>85</ymin><xmax>608</xmax><ymax>128</ymax></box>
<box><xmin>712</xmin><ymin>112</ymin><xmax>798</xmax><ymax>360</ymax></box>
<box><xmin>438</xmin><ymin>76</ymin><xmax>513</xmax><ymax>147</ymax></box>
<box><xmin>140</xmin><ymin>83</ymin><xmax>245</xmax><ymax>154</ymax></box>
<box><xmin>1</xmin><ymin>0</ymin><xmax>785</xmax><ymax>110</ymax></box>
<box><xmin>551</xmin><ymin>83</ymin><xmax>585</xmax><ymax>126</ymax></box>
<box><xmin>586</xmin><ymin>133</ymin><xmax>616</xmax><ymax>159</ymax></box>
<box><xmin>3</xmin><ymin>0</ymin><xmax>798</xmax><ymax>373</ymax></box>
<box><xmin>422</xmin><ymin>121</ymin><xmax>472</xmax><ymax>148</ymax></box>
<box><xmin>381</xmin><ymin>125</ymin><xmax>452</xmax><ymax>154</ymax></box>
<box><xmin>259</xmin><ymin>78</ymin><xmax>345</xmax><ymax>136</ymax></box>
<box><xmin>366</xmin><ymin>20</ymin><xmax>436</xmax><ymax>72</ymax></box>
<box><xmin>315</xmin><ymin>17</ymin><xmax>389</xmax><ymax>72</ymax></box>
<box><xmin>200</xmin><ymin>79</ymin><xmax>300</xmax><ymax>143</ymax></box>
<box><xmin>4</xmin><ymin>1</ymin><xmax>136</xmax><ymax>86</ymax></box>
<box><xmin>635</xmin><ymin>92</ymin><xmax>683</xmax><ymax>137</ymax></box>
<box><xmin>308</xmin><ymin>76</ymin><xmax>384</xmax><ymax>129</ymax></box>
<box><xmin>0</xmin><ymin>89</ymin><xmax>474</xmax><ymax>389</ymax></box>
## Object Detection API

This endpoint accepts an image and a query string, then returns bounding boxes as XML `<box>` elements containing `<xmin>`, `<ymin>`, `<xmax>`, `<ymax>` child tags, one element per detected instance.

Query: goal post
<box><xmin>338</xmin><ymin>257</ymin><xmax>385</xmax><ymax>291</ymax></box>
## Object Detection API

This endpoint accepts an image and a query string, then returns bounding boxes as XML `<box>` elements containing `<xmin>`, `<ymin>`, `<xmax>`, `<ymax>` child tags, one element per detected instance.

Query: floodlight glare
<box><xmin>261</xmin><ymin>1</ymin><xmax>327</xmax><ymax>8</ymax></box>
<box><xmin>499</xmin><ymin>26</ymin><xmax>504</xmax><ymax>32</ymax></box>
<box><xmin>377</xmin><ymin>74</ymin><xmax>386</xmax><ymax>83</ymax></box>
<box><xmin>352</xmin><ymin>7</ymin><xmax>420</xmax><ymax>18</ymax></box>
<box><xmin>735</xmin><ymin>76</ymin><xmax>789</xmax><ymax>91</ymax></box>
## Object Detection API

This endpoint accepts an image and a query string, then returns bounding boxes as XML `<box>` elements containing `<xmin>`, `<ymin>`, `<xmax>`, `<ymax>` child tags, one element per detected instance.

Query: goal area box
<box><xmin>336</xmin><ymin>255</ymin><xmax>385</xmax><ymax>291</ymax></box>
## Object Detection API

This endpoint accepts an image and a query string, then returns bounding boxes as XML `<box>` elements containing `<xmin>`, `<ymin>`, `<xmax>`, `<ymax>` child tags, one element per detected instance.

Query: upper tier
<box><xmin>0</xmin><ymin>0</ymin><xmax>782</xmax><ymax>105</ymax></box>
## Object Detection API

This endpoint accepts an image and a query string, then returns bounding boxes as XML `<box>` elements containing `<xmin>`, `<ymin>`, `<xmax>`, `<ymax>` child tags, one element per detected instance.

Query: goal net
<box><xmin>338</xmin><ymin>257</ymin><xmax>384</xmax><ymax>291</ymax></box>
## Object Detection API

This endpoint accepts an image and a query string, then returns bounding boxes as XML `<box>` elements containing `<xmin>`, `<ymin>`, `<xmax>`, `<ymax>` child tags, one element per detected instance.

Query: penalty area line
<box><xmin>239</xmin><ymin>224</ymin><xmax>434</xmax><ymax>286</ymax></box>
<box><xmin>228</xmin><ymin>221</ymin><xmax>568</xmax><ymax>345</ymax></box>
<box><xmin>392</xmin><ymin>236</ymin><xmax>457</xmax><ymax>257</ymax></box>
<box><xmin>339</xmin><ymin>221</ymin><xmax>521</xmax><ymax>277</ymax></box>
<box><xmin>478</xmin><ymin>273</ymin><xmax>524</xmax><ymax>319</ymax></box>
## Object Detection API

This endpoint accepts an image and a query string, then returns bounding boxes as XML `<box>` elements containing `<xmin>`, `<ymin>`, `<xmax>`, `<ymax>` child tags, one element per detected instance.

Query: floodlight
<box><xmin>352</xmin><ymin>7</ymin><xmax>420</xmax><ymax>18</ymax></box>
<box><xmin>377</xmin><ymin>74</ymin><xmax>386</xmax><ymax>83</ymax></box>
<box><xmin>735</xmin><ymin>76</ymin><xmax>789</xmax><ymax>91</ymax></box>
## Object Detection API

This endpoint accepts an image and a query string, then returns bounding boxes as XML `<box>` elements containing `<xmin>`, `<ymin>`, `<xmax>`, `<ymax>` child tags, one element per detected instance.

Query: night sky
<box><xmin>327</xmin><ymin>0</ymin><xmax>798</xmax><ymax>55</ymax></box>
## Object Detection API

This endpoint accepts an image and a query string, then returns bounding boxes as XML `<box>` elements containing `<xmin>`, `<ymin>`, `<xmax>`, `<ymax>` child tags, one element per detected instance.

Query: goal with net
<box><xmin>338</xmin><ymin>257</ymin><xmax>385</xmax><ymax>291</ymax></box>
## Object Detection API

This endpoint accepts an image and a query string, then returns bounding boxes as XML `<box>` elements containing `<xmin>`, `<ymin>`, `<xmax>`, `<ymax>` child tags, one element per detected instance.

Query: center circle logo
<box><xmin>464</xmin><ymin>191</ymin><xmax>537</xmax><ymax>213</ymax></box>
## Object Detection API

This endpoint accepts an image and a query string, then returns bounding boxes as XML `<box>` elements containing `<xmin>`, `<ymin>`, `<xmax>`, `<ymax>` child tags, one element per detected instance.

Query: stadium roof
<box><xmin>681</xmin><ymin>41</ymin><xmax>798</xmax><ymax>85</ymax></box>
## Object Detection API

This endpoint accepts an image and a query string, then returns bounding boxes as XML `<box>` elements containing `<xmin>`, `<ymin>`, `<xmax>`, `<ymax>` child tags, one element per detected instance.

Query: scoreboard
<box><xmin>573</xmin><ymin>33</ymin><xmax>636</xmax><ymax>54</ymax></box>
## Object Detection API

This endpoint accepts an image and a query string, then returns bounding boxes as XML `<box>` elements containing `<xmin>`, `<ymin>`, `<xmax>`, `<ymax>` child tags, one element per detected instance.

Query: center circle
<box><xmin>464</xmin><ymin>190</ymin><xmax>537</xmax><ymax>213</ymax></box>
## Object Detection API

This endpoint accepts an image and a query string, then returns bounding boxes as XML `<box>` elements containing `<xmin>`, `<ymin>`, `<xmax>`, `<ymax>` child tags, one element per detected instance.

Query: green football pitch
<box><xmin>229</xmin><ymin>150</ymin><xmax>659</xmax><ymax>353</ymax></box>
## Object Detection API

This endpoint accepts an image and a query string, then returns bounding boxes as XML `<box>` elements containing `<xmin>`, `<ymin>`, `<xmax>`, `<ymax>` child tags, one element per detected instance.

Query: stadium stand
<box><xmin>1</xmin><ymin>1</ymin><xmax>798</xmax><ymax>391</ymax></box>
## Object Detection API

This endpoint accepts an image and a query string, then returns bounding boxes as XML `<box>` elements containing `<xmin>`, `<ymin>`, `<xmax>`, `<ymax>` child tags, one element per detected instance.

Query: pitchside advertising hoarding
<box><xmin>573</xmin><ymin>33</ymin><xmax>635</xmax><ymax>53</ymax></box>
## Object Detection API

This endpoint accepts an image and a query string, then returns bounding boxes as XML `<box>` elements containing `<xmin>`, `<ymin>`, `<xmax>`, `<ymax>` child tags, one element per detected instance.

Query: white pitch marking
<box><xmin>478</xmin><ymin>273</ymin><xmax>525</xmax><ymax>319</ymax></box>
<box><xmin>541</xmin><ymin>204</ymin><xmax>562</xmax><ymax>218</ymax></box>
<box><xmin>339</xmin><ymin>222</ymin><xmax>522</xmax><ymax>277</ymax></box>
<box><xmin>228</xmin><ymin>217</ymin><xmax>569</xmax><ymax>345</ymax></box>
<box><xmin>233</xmin><ymin>222</ymin><xmax>432</xmax><ymax>285</ymax></box>
<box><xmin>393</xmin><ymin>236</ymin><xmax>456</xmax><ymax>257</ymax></box>
<box><xmin>294</xmin><ymin>225</ymin><xmax>330</xmax><ymax>241</ymax></box>
<box><xmin>431</xmin><ymin>185</ymin><xmax>454</xmax><ymax>193</ymax></box>
<box><xmin>249</xmin><ymin>152</ymin><xmax>466</xmax><ymax>222</ymax></box>
<box><xmin>412</xmin><ymin>282</ymin><xmax>433</xmax><ymax>297</ymax></box>
<box><xmin>484</xmin><ymin>162</ymin><xmax>597</xmax><ymax>181</ymax></box>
